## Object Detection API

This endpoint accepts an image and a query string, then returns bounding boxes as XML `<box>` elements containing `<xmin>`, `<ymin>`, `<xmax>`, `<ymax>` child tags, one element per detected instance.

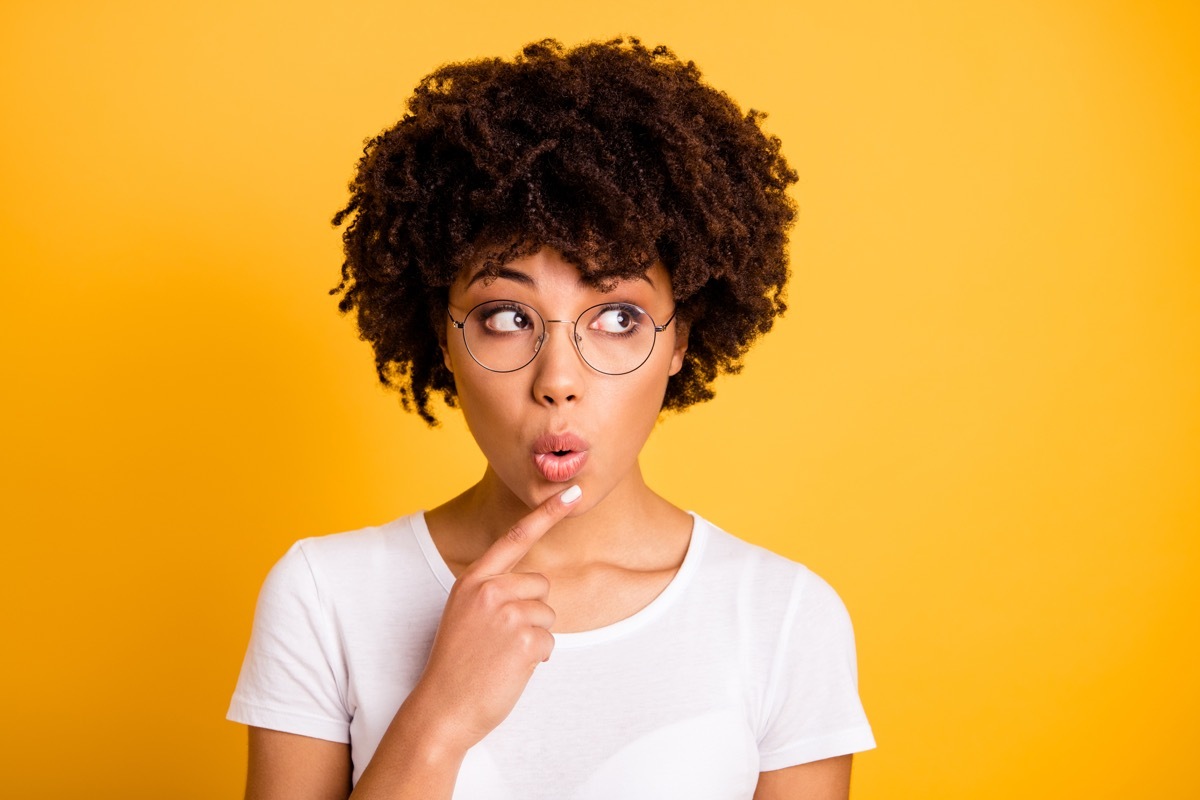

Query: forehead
<box><xmin>453</xmin><ymin>249</ymin><xmax>670</xmax><ymax>296</ymax></box>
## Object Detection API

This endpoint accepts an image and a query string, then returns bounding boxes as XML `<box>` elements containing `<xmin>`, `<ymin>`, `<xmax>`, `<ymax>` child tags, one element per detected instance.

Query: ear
<box><xmin>667</xmin><ymin>319</ymin><xmax>689</xmax><ymax>377</ymax></box>
<box><xmin>440</xmin><ymin>328</ymin><xmax>456</xmax><ymax>374</ymax></box>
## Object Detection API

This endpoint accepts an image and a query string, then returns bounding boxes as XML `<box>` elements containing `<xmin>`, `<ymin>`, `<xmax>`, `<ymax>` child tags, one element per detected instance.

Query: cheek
<box><xmin>455</xmin><ymin>372</ymin><xmax>513</xmax><ymax>431</ymax></box>
<box><xmin>596</xmin><ymin>372</ymin><xmax>670</xmax><ymax>443</ymax></box>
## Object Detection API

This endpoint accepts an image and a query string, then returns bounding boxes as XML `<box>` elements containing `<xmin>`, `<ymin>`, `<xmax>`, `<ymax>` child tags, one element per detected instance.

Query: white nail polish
<box><xmin>560</xmin><ymin>485</ymin><xmax>582</xmax><ymax>504</ymax></box>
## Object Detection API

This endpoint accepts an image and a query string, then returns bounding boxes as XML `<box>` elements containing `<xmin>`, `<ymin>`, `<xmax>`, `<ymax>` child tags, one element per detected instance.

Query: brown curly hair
<box><xmin>332</xmin><ymin>37</ymin><xmax>797</xmax><ymax>425</ymax></box>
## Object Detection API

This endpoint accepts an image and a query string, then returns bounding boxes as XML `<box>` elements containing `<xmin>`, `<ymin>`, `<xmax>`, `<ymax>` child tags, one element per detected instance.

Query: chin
<box><xmin>523</xmin><ymin>477</ymin><xmax>596</xmax><ymax>517</ymax></box>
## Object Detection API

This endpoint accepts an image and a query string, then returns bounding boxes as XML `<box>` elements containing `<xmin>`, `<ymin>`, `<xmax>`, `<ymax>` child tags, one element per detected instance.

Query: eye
<box><xmin>478</xmin><ymin>304</ymin><xmax>534</xmax><ymax>333</ymax></box>
<box><xmin>588</xmin><ymin>304</ymin><xmax>646</xmax><ymax>335</ymax></box>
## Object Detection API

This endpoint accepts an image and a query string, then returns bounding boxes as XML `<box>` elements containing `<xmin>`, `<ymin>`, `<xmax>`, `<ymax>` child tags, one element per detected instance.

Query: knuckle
<box><xmin>517</xmin><ymin>628</ymin><xmax>539</xmax><ymax>651</ymax></box>
<box><xmin>528</xmin><ymin>572</ymin><xmax>550</xmax><ymax>596</ymax></box>
<box><xmin>518</xmin><ymin>627</ymin><xmax>554</xmax><ymax>658</ymax></box>
<box><xmin>505</xmin><ymin>523</ymin><xmax>531</xmax><ymax>546</ymax></box>
<box><xmin>476</xmin><ymin>580</ymin><xmax>502</xmax><ymax>608</ymax></box>
<box><xmin>498</xmin><ymin>603</ymin><xmax>521</xmax><ymax>628</ymax></box>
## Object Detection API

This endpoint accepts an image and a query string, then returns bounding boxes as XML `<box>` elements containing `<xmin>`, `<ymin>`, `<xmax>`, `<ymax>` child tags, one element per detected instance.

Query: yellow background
<box><xmin>2</xmin><ymin>0</ymin><xmax>1197</xmax><ymax>797</ymax></box>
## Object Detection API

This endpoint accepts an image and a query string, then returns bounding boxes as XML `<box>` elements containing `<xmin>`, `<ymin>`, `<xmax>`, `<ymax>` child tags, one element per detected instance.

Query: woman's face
<box><xmin>443</xmin><ymin>248</ymin><xmax>687</xmax><ymax>515</ymax></box>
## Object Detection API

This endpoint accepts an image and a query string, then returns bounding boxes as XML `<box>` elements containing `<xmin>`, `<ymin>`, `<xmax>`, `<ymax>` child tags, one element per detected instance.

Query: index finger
<box><xmin>469</xmin><ymin>485</ymin><xmax>582</xmax><ymax>576</ymax></box>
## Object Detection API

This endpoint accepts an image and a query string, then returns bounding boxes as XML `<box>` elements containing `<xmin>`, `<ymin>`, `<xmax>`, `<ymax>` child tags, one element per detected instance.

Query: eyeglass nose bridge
<box><xmin>532</xmin><ymin>319</ymin><xmax>584</xmax><ymax>356</ymax></box>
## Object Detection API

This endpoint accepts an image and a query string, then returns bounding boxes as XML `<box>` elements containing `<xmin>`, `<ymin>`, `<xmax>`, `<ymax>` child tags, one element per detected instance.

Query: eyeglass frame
<box><xmin>447</xmin><ymin>300</ymin><xmax>678</xmax><ymax>375</ymax></box>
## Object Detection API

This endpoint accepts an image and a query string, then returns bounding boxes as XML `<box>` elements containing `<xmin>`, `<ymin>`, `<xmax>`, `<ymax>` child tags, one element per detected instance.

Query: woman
<box><xmin>228</xmin><ymin>38</ymin><xmax>875</xmax><ymax>799</ymax></box>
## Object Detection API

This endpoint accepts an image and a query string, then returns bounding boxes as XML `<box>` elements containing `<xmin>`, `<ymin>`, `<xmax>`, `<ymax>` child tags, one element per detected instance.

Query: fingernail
<box><xmin>560</xmin><ymin>485</ymin><xmax>582</xmax><ymax>504</ymax></box>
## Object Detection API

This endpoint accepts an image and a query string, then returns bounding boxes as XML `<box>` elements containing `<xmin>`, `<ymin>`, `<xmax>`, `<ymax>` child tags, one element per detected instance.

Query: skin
<box><xmin>244</xmin><ymin>249</ymin><xmax>854</xmax><ymax>799</ymax></box>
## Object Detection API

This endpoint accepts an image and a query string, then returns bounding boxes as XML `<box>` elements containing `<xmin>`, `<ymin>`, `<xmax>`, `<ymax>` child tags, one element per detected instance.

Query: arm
<box><xmin>243</xmin><ymin>706</ymin><xmax>464</xmax><ymax>800</ymax></box>
<box><xmin>753</xmin><ymin>755</ymin><xmax>853</xmax><ymax>800</ymax></box>
<box><xmin>246</xmin><ymin>728</ymin><xmax>351</xmax><ymax>800</ymax></box>
<box><xmin>241</xmin><ymin>486</ymin><xmax>583</xmax><ymax>800</ymax></box>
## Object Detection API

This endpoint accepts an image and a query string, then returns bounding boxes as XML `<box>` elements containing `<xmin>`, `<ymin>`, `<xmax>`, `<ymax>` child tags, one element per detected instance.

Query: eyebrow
<box><xmin>465</xmin><ymin>267</ymin><xmax>536</xmax><ymax>289</ymax></box>
<box><xmin>464</xmin><ymin>266</ymin><xmax>655</xmax><ymax>290</ymax></box>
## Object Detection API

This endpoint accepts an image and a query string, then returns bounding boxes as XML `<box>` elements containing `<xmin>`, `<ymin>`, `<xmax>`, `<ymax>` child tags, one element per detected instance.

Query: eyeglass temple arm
<box><xmin>654</xmin><ymin>308</ymin><xmax>679</xmax><ymax>332</ymax></box>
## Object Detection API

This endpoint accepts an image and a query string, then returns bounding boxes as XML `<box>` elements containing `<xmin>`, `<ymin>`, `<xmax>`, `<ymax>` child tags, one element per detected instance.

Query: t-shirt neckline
<box><xmin>410</xmin><ymin>510</ymin><xmax>709</xmax><ymax>648</ymax></box>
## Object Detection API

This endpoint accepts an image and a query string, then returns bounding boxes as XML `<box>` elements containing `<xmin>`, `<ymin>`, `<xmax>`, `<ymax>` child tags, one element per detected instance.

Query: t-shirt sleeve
<box><xmin>226</xmin><ymin>541</ymin><xmax>351</xmax><ymax>743</ymax></box>
<box><xmin>757</xmin><ymin>569</ymin><xmax>876</xmax><ymax>771</ymax></box>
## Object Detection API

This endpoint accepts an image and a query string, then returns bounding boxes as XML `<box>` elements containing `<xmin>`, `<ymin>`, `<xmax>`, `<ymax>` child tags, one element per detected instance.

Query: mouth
<box><xmin>531</xmin><ymin>432</ymin><xmax>591</xmax><ymax>483</ymax></box>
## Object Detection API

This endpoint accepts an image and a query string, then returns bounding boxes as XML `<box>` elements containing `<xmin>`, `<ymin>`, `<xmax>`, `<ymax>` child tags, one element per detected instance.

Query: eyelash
<box><xmin>480</xmin><ymin>302</ymin><xmax>530</xmax><ymax>318</ymax></box>
<box><xmin>591</xmin><ymin>304</ymin><xmax>644</xmax><ymax>337</ymax></box>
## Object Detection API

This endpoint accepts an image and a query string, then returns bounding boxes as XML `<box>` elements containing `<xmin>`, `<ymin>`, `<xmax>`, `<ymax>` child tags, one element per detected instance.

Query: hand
<box><xmin>407</xmin><ymin>484</ymin><xmax>582</xmax><ymax>754</ymax></box>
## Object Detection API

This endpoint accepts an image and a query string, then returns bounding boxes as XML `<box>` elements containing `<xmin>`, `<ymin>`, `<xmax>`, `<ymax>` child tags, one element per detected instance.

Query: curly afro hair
<box><xmin>333</xmin><ymin>37</ymin><xmax>797</xmax><ymax>425</ymax></box>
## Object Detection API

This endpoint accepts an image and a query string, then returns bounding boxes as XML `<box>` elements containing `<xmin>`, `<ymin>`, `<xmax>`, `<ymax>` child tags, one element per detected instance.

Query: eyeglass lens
<box><xmin>461</xmin><ymin>300</ymin><xmax>660</xmax><ymax>374</ymax></box>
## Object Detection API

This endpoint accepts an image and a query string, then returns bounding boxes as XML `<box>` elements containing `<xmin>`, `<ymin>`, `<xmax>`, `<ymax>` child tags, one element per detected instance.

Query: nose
<box><xmin>531</xmin><ymin>320</ymin><xmax>585</xmax><ymax>405</ymax></box>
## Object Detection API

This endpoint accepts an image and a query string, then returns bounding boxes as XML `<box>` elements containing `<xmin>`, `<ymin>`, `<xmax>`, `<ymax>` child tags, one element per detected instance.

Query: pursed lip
<box><xmin>532</xmin><ymin>432</ymin><xmax>591</xmax><ymax>455</ymax></box>
<box><xmin>531</xmin><ymin>432</ymin><xmax>591</xmax><ymax>483</ymax></box>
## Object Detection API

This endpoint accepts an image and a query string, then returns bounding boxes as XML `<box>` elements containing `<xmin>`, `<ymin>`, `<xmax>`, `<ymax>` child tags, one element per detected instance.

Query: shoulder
<box><xmin>691</xmin><ymin>514</ymin><xmax>837</xmax><ymax>596</ymax></box>
<box><xmin>689</xmin><ymin>514</ymin><xmax>856</xmax><ymax>632</ymax></box>
<box><xmin>289</xmin><ymin>511</ymin><xmax>423</xmax><ymax>566</ymax></box>
<box><xmin>260</xmin><ymin>512</ymin><xmax>433</xmax><ymax>603</ymax></box>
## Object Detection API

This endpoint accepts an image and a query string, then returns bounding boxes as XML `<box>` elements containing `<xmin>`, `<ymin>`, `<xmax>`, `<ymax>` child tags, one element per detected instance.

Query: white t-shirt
<box><xmin>228</xmin><ymin>512</ymin><xmax>875</xmax><ymax>798</ymax></box>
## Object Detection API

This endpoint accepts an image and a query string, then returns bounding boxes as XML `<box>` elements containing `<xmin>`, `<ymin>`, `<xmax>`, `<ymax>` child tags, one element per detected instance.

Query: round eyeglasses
<box><xmin>448</xmin><ymin>300</ymin><xmax>677</xmax><ymax>375</ymax></box>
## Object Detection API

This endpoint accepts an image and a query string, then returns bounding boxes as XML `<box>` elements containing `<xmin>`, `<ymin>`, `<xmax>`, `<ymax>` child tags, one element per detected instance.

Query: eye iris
<box><xmin>482</xmin><ymin>308</ymin><xmax>528</xmax><ymax>332</ymax></box>
<box><xmin>593</xmin><ymin>308</ymin><xmax>636</xmax><ymax>333</ymax></box>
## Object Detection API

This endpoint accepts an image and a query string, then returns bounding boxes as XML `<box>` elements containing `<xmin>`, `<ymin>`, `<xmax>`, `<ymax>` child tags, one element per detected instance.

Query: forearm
<box><xmin>349</xmin><ymin>691</ymin><xmax>469</xmax><ymax>800</ymax></box>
